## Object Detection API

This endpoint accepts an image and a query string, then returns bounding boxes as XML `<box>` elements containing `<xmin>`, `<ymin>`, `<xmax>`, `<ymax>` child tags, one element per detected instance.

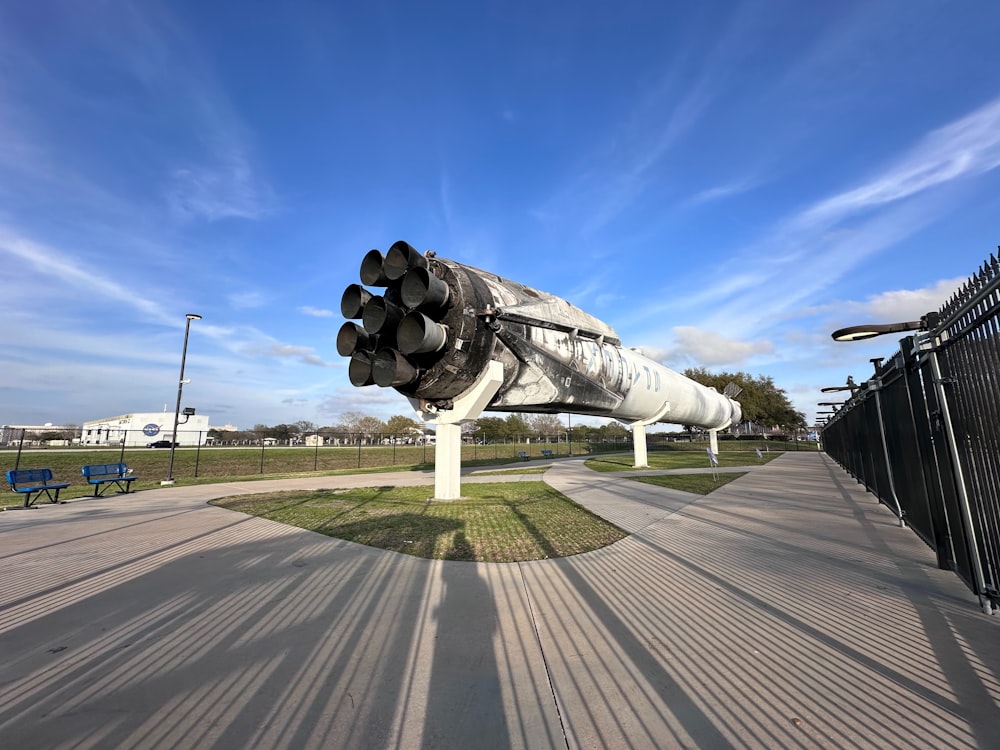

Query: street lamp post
<box><xmin>163</xmin><ymin>313</ymin><xmax>201</xmax><ymax>485</ymax></box>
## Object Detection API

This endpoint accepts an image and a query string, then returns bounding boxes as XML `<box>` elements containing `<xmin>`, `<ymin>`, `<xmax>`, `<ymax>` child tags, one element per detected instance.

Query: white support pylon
<box><xmin>411</xmin><ymin>361</ymin><xmax>504</xmax><ymax>500</ymax></box>
<box><xmin>631</xmin><ymin>401</ymin><xmax>672</xmax><ymax>468</ymax></box>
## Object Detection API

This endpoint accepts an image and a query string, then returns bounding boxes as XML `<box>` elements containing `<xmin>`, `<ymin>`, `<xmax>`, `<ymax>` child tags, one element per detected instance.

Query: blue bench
<box><xmin>518</xmin><ymin>451</ymin><xmax>528</xmax><ymax>461</ymax></box>
<box><xmin>5</xmin><ymin>468</ymin><xmax>70</xmax><ymax>508</ymax></box>
<box><xmin>81</xmin><ymin>463</ymin><xmax>138</xmax><ymax>497</ymax></box>
<box><xmin>541</xmin><ymin>449</ymin><xmax>553</xmax><ymax>458</ymax></box>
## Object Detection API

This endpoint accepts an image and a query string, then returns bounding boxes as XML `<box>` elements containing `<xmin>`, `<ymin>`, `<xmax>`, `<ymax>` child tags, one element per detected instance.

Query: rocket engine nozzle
<box><xmin>398</xmin><ymin>311</ymin><xmax>448</xmax><ymax>355</ymax></box>
<box><xmin>341</xmin><ymin>284</ymin><xmax>372</xmax><ymax>319</ymax></box>
<box><xmin>384</xmin><ymin>240</ymin><xmax>427</xmax><ymax>281</ymax></box>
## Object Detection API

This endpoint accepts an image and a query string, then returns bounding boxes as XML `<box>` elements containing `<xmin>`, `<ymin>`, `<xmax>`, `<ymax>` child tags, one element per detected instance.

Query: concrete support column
<box><xmin>633</xmin><ymin>423</ymin><xmax>649</xmax><ymax>468</ymax></box>
<box><xmin>412</xmin><ymin>361</ymin><xmax>504</xmax><ymax>500</ymax></box>
<box><xmin>709</xmin><ymin>429</ymin><xmax>719</xmax><ymax>456</ymax></box>
<box><xmin>434</xmin><ymin>422</ymin><xmax>464</xmax><ymax>500</ymax></box>
<box><xmin>631</xmin><ymin>401</ymin><xmax>672</xmax><ymax>468</ymax></box>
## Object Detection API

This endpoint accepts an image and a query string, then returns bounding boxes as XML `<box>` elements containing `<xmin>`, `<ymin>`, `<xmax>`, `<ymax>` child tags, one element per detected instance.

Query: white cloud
<box><xmin>298</xmin><ymin>306</ymin><xmax>335</xmax><ymax>318</ymax></box>
<box><xmin>644</xmin><ymin>327</ymin><xmax>774</xmax><ymax>368</ymax></box>
<box><xmin>858</xmin><ymin>278</ymin><xmax>964</xmax><ymax>321</ymax></box>
<box><xmin>242</xmin><ymin>342</ymin><xmax>334</xmax><ymax>367</ymax></box>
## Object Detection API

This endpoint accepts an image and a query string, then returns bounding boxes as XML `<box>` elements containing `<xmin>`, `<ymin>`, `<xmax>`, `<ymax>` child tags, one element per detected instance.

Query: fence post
<box><xmin>259</xmin><ymin>439</ymin><xmax>265</xmax><ymax>474</ymax></box>
<box><xmin>872</xmin><ymin>383</ymin><xmax>905</xmax><ymax>526</ymax></box>
<box><xmin>927</xmin><ymin>345</ymin><xmax>992</xmax><ymax>614</ymax></box>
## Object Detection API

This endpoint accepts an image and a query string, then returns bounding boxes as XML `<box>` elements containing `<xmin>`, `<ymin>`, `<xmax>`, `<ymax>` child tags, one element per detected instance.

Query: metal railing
<box><xmin>822</xmin><ymin>251</ymin><xmax>1000</xmax><ymax>614</ymax></box>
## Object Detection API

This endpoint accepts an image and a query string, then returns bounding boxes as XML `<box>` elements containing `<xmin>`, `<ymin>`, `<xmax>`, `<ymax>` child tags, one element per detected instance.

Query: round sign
<box><xmin>143</xmin><ymin>424</ymin><xmax>161</xmax><ymax>437</ymax></box>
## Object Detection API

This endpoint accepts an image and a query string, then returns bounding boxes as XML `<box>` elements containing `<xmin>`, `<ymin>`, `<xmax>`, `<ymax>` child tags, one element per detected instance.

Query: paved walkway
<box><xmin>0</xmin><ymin>453</ymin><xmax>996</xmax><ymax>749</ymax></box>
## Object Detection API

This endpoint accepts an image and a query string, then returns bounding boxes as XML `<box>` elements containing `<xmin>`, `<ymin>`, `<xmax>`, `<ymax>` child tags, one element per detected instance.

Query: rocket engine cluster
<box><xmin>337</xmin><ymin>241</ymin><xmax>741</xmax><ymax>431</ymax></box>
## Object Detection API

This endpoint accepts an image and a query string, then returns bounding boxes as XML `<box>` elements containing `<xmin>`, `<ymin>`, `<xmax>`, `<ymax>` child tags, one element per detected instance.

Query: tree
<box><xmin>504</xmin><ymin>414</ymin><xmax>532</xmax><ymax>440</ymax></box>
<box><xmin>683</xmin><ymin>368</ymin><xmax>806</xmax><ymax>432</ymax></box>
<box><xmin>336</xmin><ymin>412</ymin><xmax>367</xmax><ymax>436</ymax></box>
<box><xmin>386</xmin><ymin>415</ymin><xmax>421</xmax><ymax>436</ymax></box>
<box><xmin>271</xmin><ymin>424</ymin><xmax>294</xmax><ymax>443</ymax></box>
<box><xmin>528</xmin><ymin>414</ymin><xmax>564</xmax><ymax>440</ymax></box>
<box><xmin>597</xmin><ymin>422</ymin><xmax>628</xmax><ymax>441</ymax></box>
<box><xmin>294</xmin><ymin>420</ymin><xmax>318</xmax><ymax>435</ymax></box>
<box><xmin>473</xmin><ymin>416</ymin><xmax>509</xmax><ymax>442</ymax></box>
<box><xmin>356</xmin><ymin>416</ymin><xmax>386</xmax><ymax>437</ymax></box>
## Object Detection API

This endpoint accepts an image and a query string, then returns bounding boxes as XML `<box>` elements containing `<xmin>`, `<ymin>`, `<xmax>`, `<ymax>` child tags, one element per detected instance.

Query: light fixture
<box><xmin>831</xmin><ymin>312</ymin><xmax>939</xmax><ymax>342</ymax></box>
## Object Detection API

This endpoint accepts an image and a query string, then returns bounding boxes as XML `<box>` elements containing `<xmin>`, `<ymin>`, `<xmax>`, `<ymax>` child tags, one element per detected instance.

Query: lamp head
<box><xmin>831</xmin><ymin>311</ymin><xmax>938</xmax><ymax>342</ymax></box>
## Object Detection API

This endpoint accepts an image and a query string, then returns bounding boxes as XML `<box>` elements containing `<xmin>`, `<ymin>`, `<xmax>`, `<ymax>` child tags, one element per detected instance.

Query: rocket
<box><xmin>337</xmin><ymin>241</ymin><xmax>742</xmax><ymax>432</ymax></box>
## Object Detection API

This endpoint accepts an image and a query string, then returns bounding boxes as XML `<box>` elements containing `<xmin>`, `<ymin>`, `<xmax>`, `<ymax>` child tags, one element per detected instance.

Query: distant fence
<box><xmin>1</xmin><ymin>429</ymin><xmax>803</xmax><ymax>485</ymax></box>
<box><xmin>822</xmin><ymin>251</ymin><xmax>1000</xmax><ymax>614</ymax></box>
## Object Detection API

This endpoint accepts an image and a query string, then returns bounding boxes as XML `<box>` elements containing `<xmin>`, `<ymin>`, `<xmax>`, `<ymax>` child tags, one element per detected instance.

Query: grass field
<box><xmin>584</xmin><ymin>449</ymin><xmax>780</xmax><ymax>472</ymax></box>
<box><xmin>211</xmin><ymin>482</ymin><xmax>627</xmax><ymax>562</ymax></box>
<box><xmin>631</xmin><ymin>472</ymin><xmax>748</xmax><ymax>494</ymax></box>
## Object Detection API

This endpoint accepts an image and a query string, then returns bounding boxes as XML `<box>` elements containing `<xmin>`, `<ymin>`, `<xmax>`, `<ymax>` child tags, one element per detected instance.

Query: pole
<box><xmin>928</xmin><ymin>346</ymin><xmax>992</xmax><ymax>613</ymax></box>
<box><xmin>14</xmin><ymin>428</ymin><xmax>25</xmax><ymax>471</ymax></box>
<box><xmin>164</xmin><ymin>313</ymin><xmax>200</xmax><ymax>485</ymax></box>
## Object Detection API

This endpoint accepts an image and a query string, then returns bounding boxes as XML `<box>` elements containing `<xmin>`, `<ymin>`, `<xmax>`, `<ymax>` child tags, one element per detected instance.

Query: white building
<box><xmin>82</xmin><ymin>412</ymin><xmax>211</xmax><ymax>447</ymax></box>
<box><xmin>1</xmin><ymin>424</ymin><xmax>79</xmax><ymax>445</ymax></box>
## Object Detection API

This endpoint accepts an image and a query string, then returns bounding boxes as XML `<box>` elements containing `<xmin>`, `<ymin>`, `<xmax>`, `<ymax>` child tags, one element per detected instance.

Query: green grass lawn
<box><xmin>211</xmin><ymin>481</ymin><xmax>626</xmax><ymax>562</ymax></box>
<box><xmin>1</xmin><ymin>444</ymin><xmax>574</xmax><ymax>500</ymax></box>
<box><xmin>631</xmin><ymin>472</ymin><xmax>747</xmax><ymax>495</ymax></box>
<box><xmin>584</xmin><ymin>449</ymin><xmax>778</xmax><ymax>472</ymax></box>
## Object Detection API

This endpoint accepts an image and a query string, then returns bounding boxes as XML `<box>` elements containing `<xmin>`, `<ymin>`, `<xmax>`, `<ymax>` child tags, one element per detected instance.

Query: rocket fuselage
<box><xmin>338</xmin><ymin>242</ymin><xmax>742</xmax><ymax>431</ymax></box>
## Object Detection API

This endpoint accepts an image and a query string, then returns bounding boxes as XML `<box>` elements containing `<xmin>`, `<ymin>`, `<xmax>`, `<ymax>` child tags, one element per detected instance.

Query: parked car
<box><xmin>146</xmin><ymin>440</ymin><xmax>178</xmax><ymax>448</ymax></box>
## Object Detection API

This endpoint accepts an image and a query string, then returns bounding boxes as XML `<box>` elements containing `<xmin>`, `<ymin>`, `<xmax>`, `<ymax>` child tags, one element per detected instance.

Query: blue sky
<box><xmin>3</xmin><ymin>0</ymin><xmax>1000</xmax><ymax>430</ymax></box>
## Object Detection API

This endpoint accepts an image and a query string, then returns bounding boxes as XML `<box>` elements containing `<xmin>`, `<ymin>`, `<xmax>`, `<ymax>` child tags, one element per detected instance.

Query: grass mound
<box><xmin>212</xmin><ymin>481</ymin><xmax>626</xmax><ymax>562</ymax></box>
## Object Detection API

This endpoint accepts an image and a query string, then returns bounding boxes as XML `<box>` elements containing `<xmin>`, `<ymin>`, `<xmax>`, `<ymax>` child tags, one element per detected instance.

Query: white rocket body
<box><xmin>338</xmin><ymin>243</ymin><xmax>741</xmax><ymax>431</ymax></box>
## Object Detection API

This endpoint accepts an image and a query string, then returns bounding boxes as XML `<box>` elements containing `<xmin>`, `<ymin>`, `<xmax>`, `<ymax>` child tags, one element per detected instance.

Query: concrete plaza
<box><xmin>1</xmin><ymin>453</ymin><xmax>997</xmax><ymax>749</ymax></box>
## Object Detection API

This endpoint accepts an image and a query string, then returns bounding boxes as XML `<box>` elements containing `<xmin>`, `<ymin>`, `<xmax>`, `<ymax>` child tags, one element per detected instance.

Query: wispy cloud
<box><xmin>793</xmin><ymin>96</ymin><xmax>1000</xmax><ymax>231</ymax></box>
<box><xmin>227</xmin><ymin>291</ymin><xmax>267</xmax><ymax>310</ymax></box>
<box><xmin>637</xmin><ymin>94</ymin><xmax>1000</xmax><ymax>343</ymax></box>
<box><xmin>167</xmin><ymin>149</ymin><xmax>276</xmax><ymax>222</ymax></box>
<box><xmin>0</xmin><ymin>228</ymin><xmax>174</xmax><ymax>324</ymax></box>
<box><xmin>244</xmin><ymin>342</ymin><xmax>334</xmax><ymax>367</ymax></box>
<box><xmin>298</xmin><ymin>306</ymin><xmax>335</xmax><ymax>318</ymax></box>
<box><xmin>684</xmin><ymin>178</ymin><xmax>761</xmax><ymax>207</ymax></box>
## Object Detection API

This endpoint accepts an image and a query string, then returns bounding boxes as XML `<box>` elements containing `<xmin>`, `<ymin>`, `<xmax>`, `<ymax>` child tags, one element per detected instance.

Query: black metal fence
<box><xmin>822</xmin><ymin>252</ymin><xmax>1000</xmax><ymax>614</ymax></box>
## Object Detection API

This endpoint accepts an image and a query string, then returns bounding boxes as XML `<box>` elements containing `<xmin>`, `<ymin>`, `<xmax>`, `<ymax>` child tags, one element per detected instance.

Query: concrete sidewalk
<box><xmin>0</xmin><ymin>453</ymin><xmax>996</xmax><ymax>749</ymax></box>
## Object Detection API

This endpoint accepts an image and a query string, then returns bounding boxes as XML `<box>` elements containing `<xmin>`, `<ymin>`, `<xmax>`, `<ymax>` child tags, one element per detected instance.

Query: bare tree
<box><xmin>528</xmin><ymin>414</ymin><xmax>564</xmax><ymax>440</ymax></box>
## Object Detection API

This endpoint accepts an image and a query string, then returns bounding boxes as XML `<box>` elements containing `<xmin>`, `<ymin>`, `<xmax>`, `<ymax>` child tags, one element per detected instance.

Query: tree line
<box><xmin>222</xmin><ymin>368</ymin><xmax>806</xmax><ymax>444</ymax></box>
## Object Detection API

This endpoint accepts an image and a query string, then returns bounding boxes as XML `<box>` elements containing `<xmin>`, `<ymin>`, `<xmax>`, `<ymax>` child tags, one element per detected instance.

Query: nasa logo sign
<box><xmin>143</xmin><ymin>424</ymin><xmax>161</xmax><ymax>437</ymax></box>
